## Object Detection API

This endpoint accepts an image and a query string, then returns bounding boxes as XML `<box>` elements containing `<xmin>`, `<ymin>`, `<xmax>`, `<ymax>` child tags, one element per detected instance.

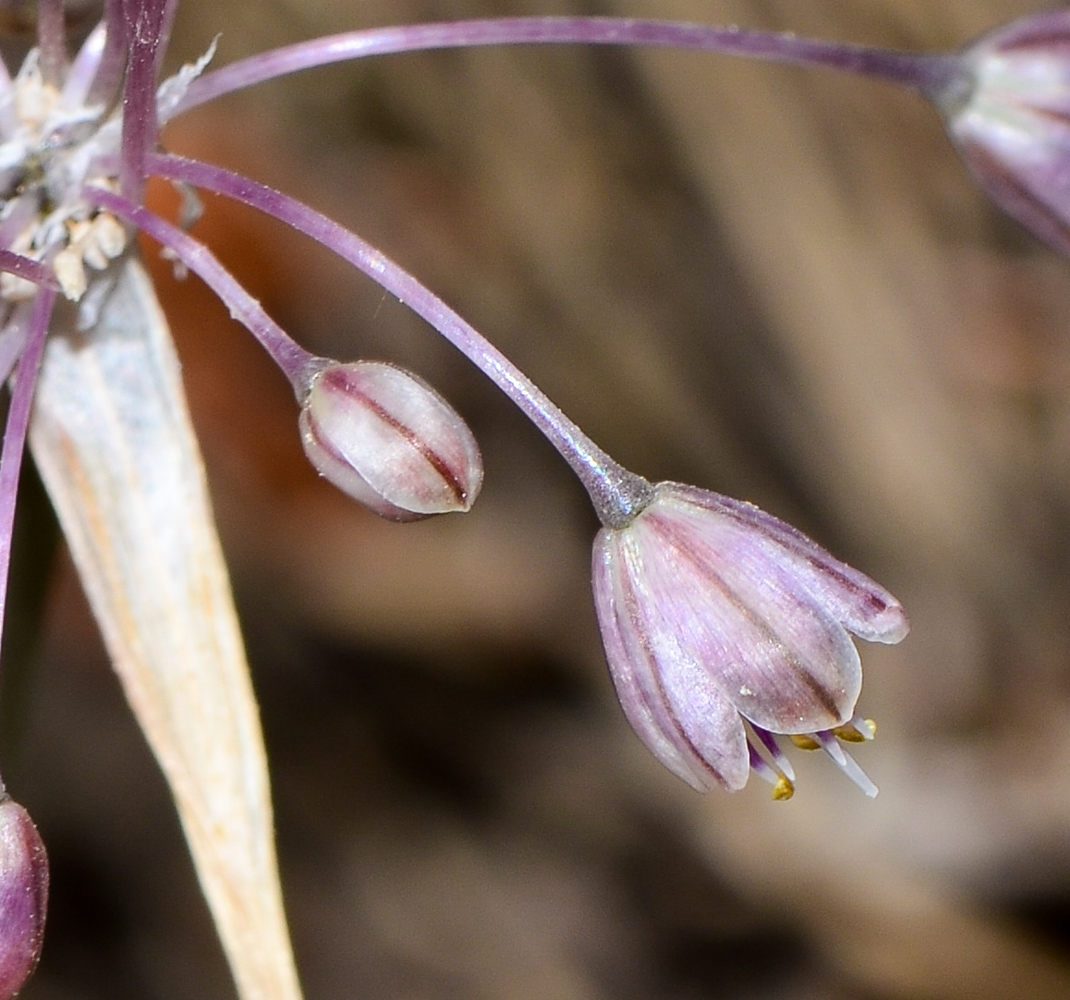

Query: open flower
<box><xmin>593</xmin><ymin>483</ymin><xmax>908</xmax><ymax>798</ymax></box>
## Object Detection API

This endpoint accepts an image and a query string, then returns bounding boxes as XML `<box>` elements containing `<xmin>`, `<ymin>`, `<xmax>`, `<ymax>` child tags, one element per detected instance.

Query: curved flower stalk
<box><xmin>165</xmin><ymin>10</ymin><xmax>1070</xmax><ymax>260</ymax></box>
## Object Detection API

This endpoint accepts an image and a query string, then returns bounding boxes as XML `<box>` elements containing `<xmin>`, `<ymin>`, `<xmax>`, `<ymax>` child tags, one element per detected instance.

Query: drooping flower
<box><xmin>593</xmin><ymin>483</ymin><xmax>908</xmax><ymax>798</ymax></box>
<box><xmin>932</xmin><ymin>11</ymin><xmax>1070</xmax><ymax>256</ymax></box>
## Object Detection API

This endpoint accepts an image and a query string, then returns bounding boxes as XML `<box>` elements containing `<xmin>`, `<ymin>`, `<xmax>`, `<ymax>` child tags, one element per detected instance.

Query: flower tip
<box><xmin>0</xmin><ymin>797</ymin><xmax>48</xmax><ymax>1000</ymax></box>
<box><xmin>299</xmin><ymin>360</ymin><xmax>483</xmax><ymax>521</ymax></box>
<box><xmin>870</xmin><ymin>600</ymin><xmax>910</xmax><ymax>645</ymax></box>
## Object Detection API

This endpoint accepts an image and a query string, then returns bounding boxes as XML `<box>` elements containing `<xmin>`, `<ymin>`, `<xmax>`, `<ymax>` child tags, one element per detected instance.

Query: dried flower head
<box><xmin>593</xmin><ymin>483</ymin><xmax>908</xmax><ymax>798</ymax></box>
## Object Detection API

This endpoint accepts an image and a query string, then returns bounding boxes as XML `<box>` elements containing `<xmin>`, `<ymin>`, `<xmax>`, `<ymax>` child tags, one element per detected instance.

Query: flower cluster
<box><xmin>3</xmin><ymin>0</ymin><xmax>1068</xmax><ymax>995</ymax></box>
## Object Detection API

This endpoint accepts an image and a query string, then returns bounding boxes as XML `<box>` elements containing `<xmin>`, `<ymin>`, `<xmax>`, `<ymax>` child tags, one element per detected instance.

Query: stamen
<box><xmin>750</xmin><ymin>725</ymin><xmax>796</xmax><ymax>781</ymax></box>
<box><xmin>790</xmin><ymin>734</ymin><xmax>822</xmax><ymax>751</ymax></box>
<box><xmin>773</xmin><ymin>777</ymin><xmax>794</xmax><ymax>801</ymax></box>
<box><xmin>815</xmin><ymin>731</ymin><xmax>878</xmax><ymax>797</ymax></box>
<box><xmin>747</xmin><ymin>743</ymin><xmax>795</xmax><ymax>800</ymax></box>
<box><xmin>833</xmin><ymin>716</ymin><xmax>876</xmax><ymax>743</ymax></box>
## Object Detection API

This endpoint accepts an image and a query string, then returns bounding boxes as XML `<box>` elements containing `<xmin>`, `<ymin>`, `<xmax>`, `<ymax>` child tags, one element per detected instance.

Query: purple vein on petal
<box><xmin>646</xmin><ymin>514</ymin><xmax>845</xmax><ymax>722</ymax></box>
<box><xmin>61</xmin><ymin>21</ymin><xmax>109</xmax><ymax>111</ymax></box>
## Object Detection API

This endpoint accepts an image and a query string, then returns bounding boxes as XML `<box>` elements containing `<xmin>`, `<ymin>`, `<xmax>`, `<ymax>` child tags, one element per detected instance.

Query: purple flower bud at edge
<box><xmin>935</xmin><ymin>11</ymin><xmax>1070</xmax><ymax>256</ymax></box>
<box><xmin>593</xmin><ymin>483</ymin><xmax>908</xmax><ymax>799</ymax></box>
<box><xmin>0</xmin><ymin>797</ymin><xmax>48</xmax><ymax>999</ymax></box>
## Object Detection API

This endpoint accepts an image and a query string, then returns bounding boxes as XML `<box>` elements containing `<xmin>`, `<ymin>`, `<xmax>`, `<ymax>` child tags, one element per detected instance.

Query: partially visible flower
<box><xmin>933</xmin><ymin>11</ymin><xmax>1070</xmax><ymax>255</ymax></box>
<box><xmin>592</xmin><ymin>482</ymin><xmax>908</xmax><ymax>798</ymax></box>
<box><xmin>298</xmin><ymin>359</ymin><xmax>483</xmax><ymax>521</ymax></box>
<box><xmin>0</xmin><ymin>796</ymin><xmax>47</xmax><ymax>1000</ymax></box>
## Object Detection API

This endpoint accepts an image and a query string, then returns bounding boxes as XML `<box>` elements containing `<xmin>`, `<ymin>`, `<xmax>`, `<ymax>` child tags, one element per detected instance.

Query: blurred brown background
<box><xmin>8</xmin><ymin>0</ymin><xmax>1070</xmax><ymax>997</ymax></box>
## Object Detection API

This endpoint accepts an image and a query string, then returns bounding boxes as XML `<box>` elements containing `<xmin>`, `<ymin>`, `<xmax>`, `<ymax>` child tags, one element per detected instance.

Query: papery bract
<box><xmin>937</xmin><ymin>11</ymin><xmax>1070</xmax><ymax>255</ymax></box>
<box><xmin>592</xmin><ymin>482</ymin><xmax>908</xmax><ymax>796</ymax></box>
<box><xmin>299</xmin><ymin>360</ymin><xmax>483</xmax><ymax>521</ymax></box>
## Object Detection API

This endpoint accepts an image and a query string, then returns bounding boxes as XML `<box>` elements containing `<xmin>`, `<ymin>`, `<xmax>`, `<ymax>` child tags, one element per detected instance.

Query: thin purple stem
<box><xmin>0</xmin><ymin>252</ymin><xmax>60</xmax><ymax>290</ymax></box>
<box><xmin>173</xmin><ymin>16</ymin><xmax>960</xmax><ymax>120</ymax></box>
<box><xmin>36</xmin><ymin>0</ymin><xmax>67</xmax><ymax>87</ymax></box>
<box><xmin>85</xmin><ymin>187</ymin><xmax>314</xmax><ymax>385</ymax></box>
<box><xmin>0</xmin><ymin>305</ymin><xmax>31</xmax><ymax>386</ymax></box>
<box><xmin>89</xmin><ymin>0</ymin><xmax>130</xmax><ymax>108</ymax></box>
<box><xmin>157</xmin><ymin>0</ymin><xmax>182</xmax><ymax>62</ymax></box>
<box><xmin>119</xmin><ymin>0</ymin><xmax>167</xmax><ymax>202</ymax></box>
<box><xmin>0</xmin><ymin>289</ymin><xmax>56</xmax><ymax>683</ymax></box>
<box><xmin>147</xmin><ymin>153</ymin><xmax>654</xmax><ymax>527</ymax></box>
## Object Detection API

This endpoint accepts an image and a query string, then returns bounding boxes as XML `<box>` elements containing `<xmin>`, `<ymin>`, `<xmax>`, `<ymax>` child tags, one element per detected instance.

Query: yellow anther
<box><xmin>790</xmin><ymin>734</ymin><xmax>821</xmax><ymax>751</ymax></box>
<box><xmin>773</xmin><ymin>777</ymin><xmax>795</xmax><ymax>801</ymax></box>
<box><xmin>833</xmin><ymin>718</ymin><xmax>878</xmax><ymax>742</ymax></box>
<box><xmin>833</xmin><ymin>725</ymin><xmax>865</xmax><ymax>743</ymax></box>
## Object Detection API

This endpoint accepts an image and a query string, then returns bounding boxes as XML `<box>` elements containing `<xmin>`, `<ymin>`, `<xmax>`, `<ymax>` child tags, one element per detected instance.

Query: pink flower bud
<box><xmin>938</xmin><ymin>12</ymin><xmax>1070</xmax><ymax>255</ymax></box>
<box><xmin>299</xmin><ymin>361</ymin><xmax>483</xmax><ymax>521</ymax></box>
<box><xmin>0</xmin><ymin>797</ymin><xmax>48</xmax><ymax>999</ymax></box>
<box><xmin>592</xmin><ymin>483</ymin><xmax>908</xmax><ymax>798</ymax></box>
